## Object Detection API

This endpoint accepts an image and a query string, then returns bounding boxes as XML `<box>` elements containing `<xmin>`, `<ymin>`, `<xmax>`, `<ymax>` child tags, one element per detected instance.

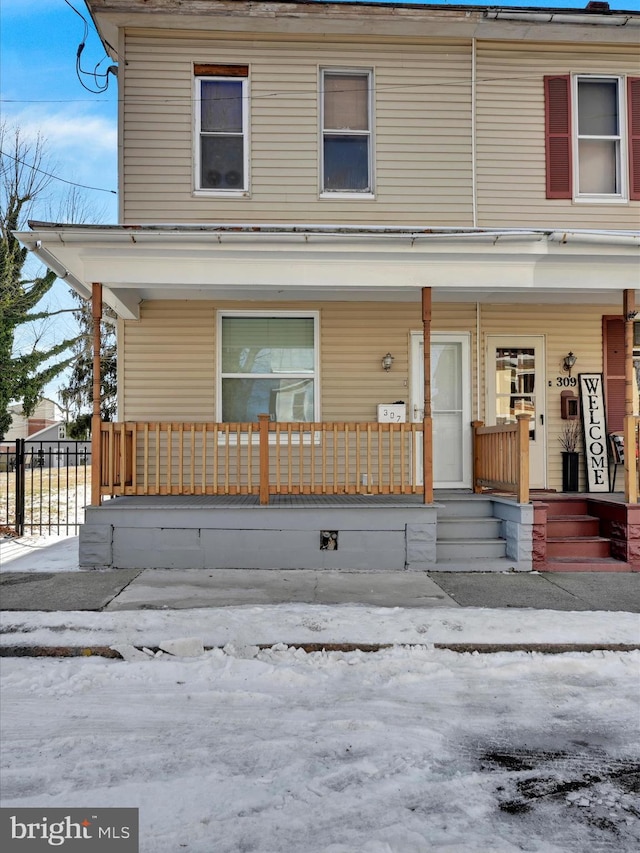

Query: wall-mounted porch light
<box><xmin>562</xmin><ymin>351</ymin><xmax>577</xmax><ymax>377</ymax></box>
<box><xmin>382</xmin><ymin>353</ymin><xmax>394</xmax><ymax>372</ymax></box>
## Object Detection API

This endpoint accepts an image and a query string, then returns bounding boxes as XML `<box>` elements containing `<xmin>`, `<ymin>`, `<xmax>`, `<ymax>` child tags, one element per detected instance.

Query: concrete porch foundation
<box><xmin>80</xmin><ymin>493</ymin><xmax>534</xmax><ymax>572</ymax></box>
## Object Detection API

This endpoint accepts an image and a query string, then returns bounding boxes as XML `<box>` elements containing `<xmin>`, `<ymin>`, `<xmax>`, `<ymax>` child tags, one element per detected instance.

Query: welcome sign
<box><xmin>579</xmin><ymin>373</ymin><xmax>609</xmax><ymax>493</ymax></box>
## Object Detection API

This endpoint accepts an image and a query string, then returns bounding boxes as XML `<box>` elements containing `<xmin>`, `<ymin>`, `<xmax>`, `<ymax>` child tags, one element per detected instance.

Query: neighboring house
<box><xmin>15</xmin><ymin>0</ymin><xmax>640</xmax><ymax>571</ymax></box>
<box><xmin>1</xmin><ymin>421</ymin><xmax>90</xmax><ymax>472</ymax></box>
<box><xmin>3</xmin><ymin>399</ymin><xmax>62</xmax><ymax>442</ymax></box>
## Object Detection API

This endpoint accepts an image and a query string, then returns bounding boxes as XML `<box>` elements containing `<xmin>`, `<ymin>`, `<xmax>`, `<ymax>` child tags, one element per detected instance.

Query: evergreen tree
<box><xmin>59</xmin><ymin>291</ymin><xmax>117</xmax><ymax>428</ymax></box>
<box><xmin>0</xmin><ymin>125</ymin><xmax>79</xmax><ymax>439</ymax></box>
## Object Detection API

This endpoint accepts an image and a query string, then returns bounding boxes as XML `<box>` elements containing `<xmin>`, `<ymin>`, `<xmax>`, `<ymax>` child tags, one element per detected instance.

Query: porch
<box><xmin>80</xmin><ymin>490</ymin><xmax>533</xmax><ymax>572</ymax></box>
<box><xmin>80</xmin><ymin>414</ymin><xmax>533</xmax><ymax>571</ymax></box>
<box><xmin>81</xmin><ymin>412</ymin><xmax>640</xmax><ymax>572</ymax></box>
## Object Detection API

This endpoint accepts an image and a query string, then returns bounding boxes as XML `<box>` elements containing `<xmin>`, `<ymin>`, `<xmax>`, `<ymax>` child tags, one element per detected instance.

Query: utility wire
<box><xmin>0</xmin><ymin>72</ymin><xmax>578</xmax><ymax>107</ymax></box>
<box><xmin>63</xmin><ymin>0</ymin><xmax>114</xmax><ymax>94</ymax></box>
<box><xmin>0</xmin><ymin>150</ymin><xmax>117</xmax><ymax>195</ymax></box>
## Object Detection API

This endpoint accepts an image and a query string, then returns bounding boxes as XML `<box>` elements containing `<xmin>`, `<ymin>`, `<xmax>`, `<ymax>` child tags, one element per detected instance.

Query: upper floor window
<box><xmin>575</xmin><ymin>77</ymin><xmax>623</xmax><ymax>198</ymax></box>
<box><xmin>195</xmin><ymin>65</ymin><xmax>248</xmax><ymax>193</ymax></box>
<box><xmin>544</xmin><ymin>74</ymin><xmax>640</xmax><ymax>203</ymax></box>
<box><xmin>321</xmin><ymin>70</ymin><xmax>373</xmax><ymax>195</ymax></box>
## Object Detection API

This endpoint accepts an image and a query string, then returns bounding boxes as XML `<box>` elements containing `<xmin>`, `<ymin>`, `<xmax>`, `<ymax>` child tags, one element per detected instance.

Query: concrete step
<box><xmin>437</xmin><ymin>538</ymin><xmax>507</xmax><ymax>561</ymax></box>
<box><xmin>546</xmin><ymin>536</ymin><xmax>611</xmax><ymax>559</ymax></box>
<box><xmin>546</xmin><ymin>515</ymin><xmax>600</xmax><ymax>538</ymax></box>
<box><xmin>430</xmin><ymin>557</ymin><xmax>521</xmax><ymax>572</ymax></box>
<box><xmin>437</xmin><ymin>517</ymin><xmax>502</xmax><ymax>539</ymax></box>
<box><xmin>543</xmin><ymin>557</ymin><xmax>632</xmax><ymax>572</ymax></box>
<box><xmin>436</xmin><ymin>499</ymin><xmax>495</xmax><ymax>519</ymax></box>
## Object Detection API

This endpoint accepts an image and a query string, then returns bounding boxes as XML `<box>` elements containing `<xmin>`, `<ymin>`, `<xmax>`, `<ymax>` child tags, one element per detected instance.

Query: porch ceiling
<box><xmin>15</xmin><ymin>224</ymin><xmax>640</xmax><ymax>320</ymax></box>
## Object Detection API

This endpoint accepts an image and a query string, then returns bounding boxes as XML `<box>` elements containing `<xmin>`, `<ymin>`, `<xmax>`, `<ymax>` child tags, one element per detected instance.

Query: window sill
<box><xmin>320</xmin><ymin>192</ymin><xmax>375</xmax><ymax>201</ymax></box>
<box><xmin>194</xmin><ymin>189</ymin><xmax>250</xmax><ymax>198</ymax></box>
<box><xmin>216</xmin><ymin>430</ymin><xmax>321</xmax><ymax>447</ymax></box>
<box><xmin>573</xmin><ymin>195</ymin><xmax>628</xmax><ymax>205</ymax></box>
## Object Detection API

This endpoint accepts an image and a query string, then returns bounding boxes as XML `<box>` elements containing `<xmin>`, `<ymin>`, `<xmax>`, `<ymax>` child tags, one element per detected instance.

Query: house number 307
<box><xmin>556</xmin><ymin>376</ymin><xmax>577</xmax><ymax>387</ymax></box>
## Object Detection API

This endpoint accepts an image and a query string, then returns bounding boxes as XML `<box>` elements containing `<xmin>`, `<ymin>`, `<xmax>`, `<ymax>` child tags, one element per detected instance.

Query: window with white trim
<box><xmin>321</xmin><ymin>69</ymin><xmax>373</xmax><ymax>194</ymax></box>
<box><xmin>195</xmin><ymin>65</ymin><xmax>248</xmax><ymax>192</ymax></box>
<box><xmin>575</xmin><ymin>76</ymin><xmax>624</xmax><ymax>198</ymax></box>
<box><xmin>219</xmin><ymin>314</ymin><xmax>318</xmax><ymax>423</ymax></box>
<box><xmin>544</xmin><ymin>74</ymin><xmax>640</xmax><ymax>202</ymax></box>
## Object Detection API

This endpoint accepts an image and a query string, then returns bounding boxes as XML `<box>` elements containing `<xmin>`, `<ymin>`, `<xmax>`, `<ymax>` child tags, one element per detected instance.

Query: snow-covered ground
<box><xmin>1</xmin><ymin>645</ymin><xmax>639</xmax><ymax>853</ymax></box>
<box><xmin>0</xmin><ymin>533</ymin><xmax>80</xmax><ymax>571</ymax></box>
<box><xmin>1</xmin><ymin>536</ymin><xmax>639</xmax><ymax>852</ymax></box>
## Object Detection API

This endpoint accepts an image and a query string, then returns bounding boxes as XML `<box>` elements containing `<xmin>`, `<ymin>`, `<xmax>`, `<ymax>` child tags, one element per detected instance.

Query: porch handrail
<box><xmin>97</xmin><ymin>417</ymin><xmax>425</xmax><ymax>504</ymax></box>
<box><xmin>623</xmin><ymin>415</ymin><xmax>640</xmax><ymax>503</ymax></box>
<box><xmin>472</xmin><ymin>414</ymin><xmax>530</xmax><ymax>504</ymax></box>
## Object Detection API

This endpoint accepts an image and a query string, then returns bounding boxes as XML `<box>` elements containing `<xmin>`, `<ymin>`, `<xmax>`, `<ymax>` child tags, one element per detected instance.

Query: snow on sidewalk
<box><xmin>1</xmin><ymin>604</ymin><xmax>638</xmax><ymax>651</ymax></box>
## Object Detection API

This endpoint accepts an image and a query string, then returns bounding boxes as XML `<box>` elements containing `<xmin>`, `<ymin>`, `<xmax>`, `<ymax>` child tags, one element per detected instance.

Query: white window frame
<box><xmin>320</xmin><ymin>67</ymin><xmax>374</xmax><ymax>198</ymax></box>
<box><xmin>572</xmin><ymin>74</ymin><xmax>627</xmax><ymax>204</ymax></box>
<box><xmin>216</xmin><ymin>310</ymin><xmax>321</xmax><ymax>427</ymax></box>
<box><xmin>194</xmin><ymin>75</ymin><xmax>250</xmax><ymax>196</ymax></box>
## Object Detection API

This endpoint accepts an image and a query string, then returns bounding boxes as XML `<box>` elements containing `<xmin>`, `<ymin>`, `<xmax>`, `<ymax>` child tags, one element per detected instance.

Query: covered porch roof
<box><xmin>15</xmin><ymin>223</ymin><xmax>640</xmax><ymax>321</ymax></box>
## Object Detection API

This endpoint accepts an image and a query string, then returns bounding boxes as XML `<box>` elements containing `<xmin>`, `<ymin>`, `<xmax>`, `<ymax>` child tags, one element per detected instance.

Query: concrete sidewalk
<box><xmin>1</xmin><ymin>565</ymin><xmax>640</xmax><ymax>613</ymax></box>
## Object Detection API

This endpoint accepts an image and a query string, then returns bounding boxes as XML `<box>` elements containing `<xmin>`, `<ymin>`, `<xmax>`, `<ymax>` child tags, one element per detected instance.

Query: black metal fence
<box><xmin>0</xmin><ymin>439</ymin><xmax>91</xmax><ymax>536</ymax></box>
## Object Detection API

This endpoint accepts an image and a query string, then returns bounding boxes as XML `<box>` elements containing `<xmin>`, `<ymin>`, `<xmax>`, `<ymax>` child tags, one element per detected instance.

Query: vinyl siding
<box><xmin>121</xmin><ymin>302</ymin><xmax>216</xmax><ymax>421</ymax></box>
<box><xmin>121</xmin><ymin>31</ymin><xmax>473</xmax><ymax>224</ymax></box>
<box><xmin>120</xmin><ymin>29</ymin><xmax>639</xmax><ymax>230</ymax></box>
<box><xmin>475</xmin><ymin>42</ymin><xmax>640</xmax><ymax>229</ymax></box>
<box><xmin>120</xmin><ymin>300</ymin><xmax>478</xmax><ymax>423</ymax></box>
<box><xmin>121</xmin><ymin>299</ymin><xmax>622</xmax><ymax>491</ymax></box>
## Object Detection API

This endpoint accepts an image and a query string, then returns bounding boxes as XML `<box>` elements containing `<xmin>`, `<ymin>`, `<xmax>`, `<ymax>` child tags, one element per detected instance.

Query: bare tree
<box><xmin>0</xmin><ymin>123</ymin><xmax>79</xmax><ymax>439</ymax></box>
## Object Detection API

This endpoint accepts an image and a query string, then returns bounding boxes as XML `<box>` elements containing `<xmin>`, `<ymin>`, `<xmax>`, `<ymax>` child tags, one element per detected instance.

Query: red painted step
<box><xmin>546</xmin><ymin>515</ymin><xmax>600</xmax><ymax>538</ymax></box>
<box><xmin>543</xmin><ymin>557</ymin><xmax>632</xmax><ymax>572</ymax></box>
<box><xmin>537</xmin><ymin>497</ymin><xmax>590</xmax><ymax>515</ymax></box>
<box><xmin>533</xmin><ymin>495</ymin><xmax>634</xmax><ymax>570</ymax></box>
<box><xmin>546</xmin><ymin>536</ymin><xmax>611</xmax><ymax>559</ymax></box>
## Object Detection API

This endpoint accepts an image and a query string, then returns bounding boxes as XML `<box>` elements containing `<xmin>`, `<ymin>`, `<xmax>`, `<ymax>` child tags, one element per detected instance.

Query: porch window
<box><xmin>195</xmin><ymin>65</ymin><xmax>248</xmax><ymax>192</ymax></box>
<box><xmin>219</xmin><ymin>315</ymin><xmax>317</xmax><ymax>422</ymax></box>
<box><xmin>321</xmin><ymin>70</ymin><xmax>373</xmax><ymax>194</ymax></box>
<box><xmin>494</xmin><ymin>348</ymin><xmax>536</xmax><ymax>439</ymax></box>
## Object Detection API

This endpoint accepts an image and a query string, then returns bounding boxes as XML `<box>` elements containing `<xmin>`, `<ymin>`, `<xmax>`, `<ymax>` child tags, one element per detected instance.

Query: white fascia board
<box><xmin>15</xmin><ymin>228</ymin><xmax>640</xmax><ymax>315</ymax></box>
<box><xmin>81</xmin><ymin>254</ymin><xmax>640</xmax><ymax>294</ymax></box>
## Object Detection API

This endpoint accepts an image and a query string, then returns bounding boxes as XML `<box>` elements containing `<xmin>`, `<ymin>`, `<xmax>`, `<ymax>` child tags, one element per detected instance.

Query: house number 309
<box><xmin>556</xmin><ymin>376</ymin><xmax>577</xmax><ymax>387</ymax></box>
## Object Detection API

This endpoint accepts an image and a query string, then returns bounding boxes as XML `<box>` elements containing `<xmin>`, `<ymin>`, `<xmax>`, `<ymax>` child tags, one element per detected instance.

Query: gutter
<box><xmin>548</xmin><ymin>231</ymin><xmax>640</xmax><ymax>248</ymax></box>
<box><xmin>32</xmin><ymin>241</ymin><xmax>91</xmax><ymax>299</ymax></box>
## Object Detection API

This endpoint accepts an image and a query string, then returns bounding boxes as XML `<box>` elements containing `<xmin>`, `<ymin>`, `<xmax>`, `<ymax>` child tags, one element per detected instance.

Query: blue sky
<box><xmin>1</xmin><ymin>0</ymin><xmax>119</xmax><ymax>223</ymax></box>
<box><xmin>1</xmin><ymin>0</ymin><xmax>639</xmax><ymax>406</ymax></box>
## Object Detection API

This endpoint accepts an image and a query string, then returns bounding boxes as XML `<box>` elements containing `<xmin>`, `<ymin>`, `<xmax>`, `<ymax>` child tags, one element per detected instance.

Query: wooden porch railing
<box><xmin>99</xmin><ymin>415</ymin><xmax>425</xmax><ymax>504</ymax></box>
<box><xmin>472</xmin><ymin>414</ymin><xmax>530</xmax><ymax>504</ymax></box>
<box><xmin>623</xmin><ymin>415</ymin><xmax>640</xmax><ymax>503</ymax></box>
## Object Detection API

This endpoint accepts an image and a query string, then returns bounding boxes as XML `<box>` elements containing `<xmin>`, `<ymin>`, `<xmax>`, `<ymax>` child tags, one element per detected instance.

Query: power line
<box><xmin>0</xmin><ymin>150</ymin><xmax>117</xmax><ymax>195</ymax></box>
<box><xmin>0</xmin><ymin>72</ymin><xmax>573</xmax><ymax>108</ymax></box>
<box><xmin>63</xmin><ymin>0</ymin><xmax>114</xmax><ymax>94</ymax></box>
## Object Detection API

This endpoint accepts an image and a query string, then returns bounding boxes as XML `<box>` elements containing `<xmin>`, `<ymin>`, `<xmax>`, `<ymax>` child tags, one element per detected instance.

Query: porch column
<box><xmin>90</xmin><ymin>282</ymin><xmax>103</xmax><ymax>507</ymax></box>
<box><xmin>623</xmin><ymin>290</ymin><xmax>638</xmax><ymax>503</ymax></box>
<box><xmin>422</xmin><ymin>287</ymin><xmax>433</xmax><ymax>503</ymax></box>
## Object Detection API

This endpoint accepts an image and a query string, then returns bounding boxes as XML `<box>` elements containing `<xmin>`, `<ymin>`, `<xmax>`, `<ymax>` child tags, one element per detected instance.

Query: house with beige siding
<box><xmin>16</xmin><ymin>0</ymin><xmax>640</xmax><ymax>572</ymax></box>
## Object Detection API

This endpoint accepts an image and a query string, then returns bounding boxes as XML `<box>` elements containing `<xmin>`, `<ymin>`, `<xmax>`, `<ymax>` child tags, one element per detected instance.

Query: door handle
<box><xmin>540</xmin><ymin>414</ymin><xmax>544</xmax><ymax>425</ymax></box>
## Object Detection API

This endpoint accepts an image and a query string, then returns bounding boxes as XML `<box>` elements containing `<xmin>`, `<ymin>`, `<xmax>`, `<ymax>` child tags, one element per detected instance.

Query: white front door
<box><xmin>410</xmin><ymin>332</ymin><xmax>472</xmax><ymax>488</ymax></box>
<box><xmin>486</xmin><ymin>335</ymin><xmax>547</xmax><ymax>489</ymax></box>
